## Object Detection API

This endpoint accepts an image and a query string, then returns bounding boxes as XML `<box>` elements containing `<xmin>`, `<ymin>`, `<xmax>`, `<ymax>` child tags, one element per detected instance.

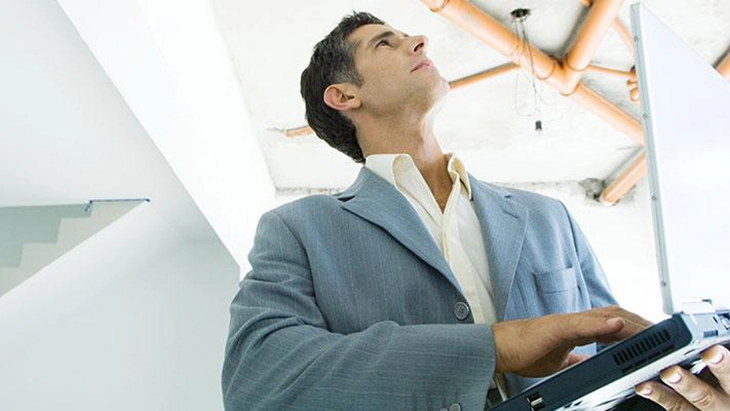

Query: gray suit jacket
<box><xmin>222</xmin><ymin>167</ymin><xmax>618</xmax><ymax>410</ymax></box>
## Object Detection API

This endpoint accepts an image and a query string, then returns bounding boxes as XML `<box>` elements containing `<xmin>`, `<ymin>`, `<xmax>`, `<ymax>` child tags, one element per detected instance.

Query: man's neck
<box><xmin>358</xmin><ymin>116</ymin><xmax>453</xmax><ymax>210</ymax></box>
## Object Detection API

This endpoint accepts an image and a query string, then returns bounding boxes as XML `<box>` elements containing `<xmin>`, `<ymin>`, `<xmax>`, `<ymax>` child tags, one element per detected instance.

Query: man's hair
<box><xmin>300</xmin><ymin>12</ymin><xmax>386</xmax><ymax>164</ymax></box>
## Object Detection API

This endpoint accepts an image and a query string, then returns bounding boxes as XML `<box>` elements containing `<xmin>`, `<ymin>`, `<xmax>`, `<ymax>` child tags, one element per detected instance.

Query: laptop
<box><xmin>492</xmin><ymin>3</ymin><xmax>730</xmax><ymax>410</ymax></box>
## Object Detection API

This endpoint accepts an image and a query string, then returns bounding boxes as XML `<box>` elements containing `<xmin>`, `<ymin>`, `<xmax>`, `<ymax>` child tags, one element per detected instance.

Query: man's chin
<box><xmin>439</xmin><ymin>77</ymin><xmax>450</xmax><ymax>94</ymax></box>
<box><xmin>423</xmin><ymin>84</ymin><xmax>449</xmax><ymax>114</ymax></box>
<box><xmin>433</xmin><ymin>78</ymin><xmax>450</xmax><ymax>100</ymax></box>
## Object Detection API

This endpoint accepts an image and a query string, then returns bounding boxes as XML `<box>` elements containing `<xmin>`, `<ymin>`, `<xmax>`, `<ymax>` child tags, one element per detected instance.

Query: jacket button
<box><xmin>449</xmin><ymin>403</ymin><xmax>462</xmax><ymax>411</ymax></box>
<box><xmin>454</xmin><ymin>301</ymin><xmax>470</xmax><ymax>321</ymax></box>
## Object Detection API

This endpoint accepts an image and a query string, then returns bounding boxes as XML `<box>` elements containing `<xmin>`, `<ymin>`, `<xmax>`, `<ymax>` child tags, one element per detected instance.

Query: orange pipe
<box><xmin>626</xmin><ymin>72</ymin><xmax>640</xmax><ymax>101</ymax></box>
<box><xmin>586</xmin><ymin>65</ymin><xmax>635</xmax><ymax>80</ymax></box>
<box><xmin>599</xmin><ymin>153</ymin><xmax>647</xmax><ymax>204</ymax></box>
<box><xmin>604</xmin><ymin>49</ymin><xmax>730</xmax><ymax>204</ymax></box>
<box><xmin>717</xmin><ymin>50</ymin><xmax>730</xmax><ymax>81</ymax></box>
<box><xmin>283</xmin><ymin>63</ymin><xmax>519</xmax><ymax>138</ymax></box>
<box><xmin>570</xmin><ymin>83</ymin><xmax>643</xmax><ymax>145</ymax></box>
<box><xmin>449</xmin><ymin>62</ymin><xmax>518</xmax><ymax>89</ymax></box>
<box><xmin>283</xmin><ymin>125</ymin><xmax>314</xmax><ymax>138</ymax></box>
<box><xmin>422</xmin><ymin>0</ymin><xmax>640</xmax><ymax>139</ymax></box>
<box><xmin>421</xmin><ymin>0</ymin><xmax>560</xmax><ymax>88</ymax></box>
<box><xmin>629</xmin><ymin>87</ymin><xmax>639</xmax><ymax>102</ymax></box>
<box><xmin>578</xmin><ymin>0</ymin><xmax>634</xmax><ymax>54</ymax></box>
<box><xmin>561</xmin><ymin>0</ymin><xmax>625</xmax><ymax>92</ymax></box>
<box><xmin>585</xmin><ymin>65</ymin><xmax>639</xmax><ymax>102</ymax></box>
<box><xmin>424</xmin><ymin>0</ymin><xmax>649</xmax><ymax>204</ymax></box>
<box><xmin>603</xmin><ymin>49</ymin><xmax>730</xmax><ymax>203</ymax></box>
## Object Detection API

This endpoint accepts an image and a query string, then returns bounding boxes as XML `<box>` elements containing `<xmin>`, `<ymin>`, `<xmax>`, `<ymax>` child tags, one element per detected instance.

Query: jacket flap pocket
<box><xmin>533</xmin><ymin>267</ymin><xmax>578</xmax><ymax>293</ymax></box>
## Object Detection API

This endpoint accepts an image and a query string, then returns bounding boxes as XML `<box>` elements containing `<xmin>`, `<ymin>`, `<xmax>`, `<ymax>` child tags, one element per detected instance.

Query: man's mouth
<box><xmin>411</xmin><ymin>59</ymin><xmax>433</xmax><ymax>72</ymax></box>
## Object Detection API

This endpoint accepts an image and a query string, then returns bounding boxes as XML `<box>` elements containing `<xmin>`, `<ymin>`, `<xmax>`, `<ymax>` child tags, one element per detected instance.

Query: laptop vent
<box><xmin>612</xmin><ymin>328</ymin><xmax>672</xmax><ymax>367</ymax></box>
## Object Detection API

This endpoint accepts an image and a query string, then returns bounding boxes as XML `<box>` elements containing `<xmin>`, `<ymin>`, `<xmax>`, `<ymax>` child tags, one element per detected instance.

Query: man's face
<box><xmin>346</xmin><ymin>24</ymin><xmax>449</xmax><ymax>116</ymax></box>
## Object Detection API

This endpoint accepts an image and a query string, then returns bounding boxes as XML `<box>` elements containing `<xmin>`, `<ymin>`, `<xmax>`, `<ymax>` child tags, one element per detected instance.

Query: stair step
<box><xmin>0</xmin><ymin>201</ymin><xmax>143</xmax><ymax>298</ymax></box>
<box><xmin>0</xmin><ymin>244</ymin><xmax>24</xmax><ymax>268</ymax></box>
<box><xmin>0</xmin><ymin>204</ymin><xmax>92</xmax><ymax>267</ymax></box>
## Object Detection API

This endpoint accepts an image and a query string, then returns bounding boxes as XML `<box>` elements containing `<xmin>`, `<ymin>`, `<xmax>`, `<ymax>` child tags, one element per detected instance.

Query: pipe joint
<box><xmin>423</xmin><ymin>0</ymin><xmax>450</xmax><ymax>13</ymax></box>
<box><xmin>535</xmin><ymin>58</ymin><xmax>559</xmax><ymax>81</ymax></box>
<box><xmin>564</xmin><ymin>58</ymin><xmax>588</xmax><ymax>74</ymax></box>
<box><xmin>559</xmin><ymin>83</ymin><xmax>581</xmax><ymax>97</ymax></box>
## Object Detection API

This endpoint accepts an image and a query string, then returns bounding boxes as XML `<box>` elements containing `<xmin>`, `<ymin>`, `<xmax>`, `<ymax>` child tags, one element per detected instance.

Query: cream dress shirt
<box><xmin>365</xmin><ymin>153</ymin><xmax>508</xmax><ymax>400</ymax></box>
<box><xmin>365</xmin><ymin>153</ymin><xmax>498</xmax><ymax>325</ymax></box>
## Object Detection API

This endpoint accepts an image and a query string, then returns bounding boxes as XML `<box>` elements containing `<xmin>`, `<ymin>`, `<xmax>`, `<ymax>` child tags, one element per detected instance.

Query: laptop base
<box><xmin>493</xmin><ymin>311</ymin><xmax>730</xmax><ymax>411</ymax></box>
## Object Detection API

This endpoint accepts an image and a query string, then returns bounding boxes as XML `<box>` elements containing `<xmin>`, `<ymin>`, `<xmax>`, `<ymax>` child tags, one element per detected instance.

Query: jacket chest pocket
<box><xmin>531</xmin><ymin>267</ymin><xmax>585</xmax><ymax>314</ymax></box>
<box><xmin>534</xmin><ymin>267</ymin><xmax>578</xmax><ymax>293</ymax></box>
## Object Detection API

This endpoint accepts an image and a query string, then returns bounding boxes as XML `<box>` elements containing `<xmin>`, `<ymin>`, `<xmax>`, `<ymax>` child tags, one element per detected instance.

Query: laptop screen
<box><xmin>633</xmin><ymin>3</ymin><xmax>730</xmax><ymax>314</ymax></box>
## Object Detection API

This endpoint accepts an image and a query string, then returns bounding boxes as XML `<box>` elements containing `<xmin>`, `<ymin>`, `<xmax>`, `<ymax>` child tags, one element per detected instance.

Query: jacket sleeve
<box><xmin>560</xmin><ymin>202</ymin><xmax>619</xmax><ymax>309</ymax></box>
<box><xmin>222</xmin><ymin>210</ymin><xmax>496</xmax><ymax>411</ymax></box>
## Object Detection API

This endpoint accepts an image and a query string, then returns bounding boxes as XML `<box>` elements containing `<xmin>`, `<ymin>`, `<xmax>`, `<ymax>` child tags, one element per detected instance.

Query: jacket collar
<box><xmin>337</xmin><ymin>168</ymin><xmax>528</xmax><ymax>320</ymax></box>
<box><xmin>337</xmin><ymin>168</ymin><xmax>462</xmax><ymax>294</ymax></box>
<box><xmin>468</xmin><ymin>176</ymin><xmax>529</xmax><ymax>320</ymax></box>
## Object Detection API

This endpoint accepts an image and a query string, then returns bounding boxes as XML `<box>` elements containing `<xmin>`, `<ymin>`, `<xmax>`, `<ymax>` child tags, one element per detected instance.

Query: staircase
<box><xmin>0</xmin><ymin>201</ymin><xmax>144</xmax><ymax>298</ymax></box>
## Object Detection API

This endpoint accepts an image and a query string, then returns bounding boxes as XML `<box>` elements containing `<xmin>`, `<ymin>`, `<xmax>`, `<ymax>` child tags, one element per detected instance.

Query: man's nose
<box><xmin>409</xmin><ymin>35</ymin><xmax>428</xmax><ymax>54</ymax></box>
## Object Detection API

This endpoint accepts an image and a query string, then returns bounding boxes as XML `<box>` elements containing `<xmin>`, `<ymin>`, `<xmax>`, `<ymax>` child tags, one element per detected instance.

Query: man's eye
<box><xmin>376</xmin><ymin>40</ymin><xmax>390</xmax><ymax>48</ymax></box>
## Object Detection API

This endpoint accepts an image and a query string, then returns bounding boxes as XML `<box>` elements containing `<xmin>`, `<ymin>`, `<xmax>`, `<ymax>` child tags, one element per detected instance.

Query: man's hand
<box><xmin>635</xmin><ymin>345</ymin><xmax>730</xmax><ymax>410</ymax></box>
<box><xmin>492</xmin><ymin>306</ymin><xmax>651</xmax><ymax>377</ymax></box>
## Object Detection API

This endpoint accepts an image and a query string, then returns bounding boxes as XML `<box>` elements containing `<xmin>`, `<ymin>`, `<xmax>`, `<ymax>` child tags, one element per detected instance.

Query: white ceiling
<box><xmin>210</xmin><ymin>0</ymin><xmax>730</xmax><ymax>192</ymax></box>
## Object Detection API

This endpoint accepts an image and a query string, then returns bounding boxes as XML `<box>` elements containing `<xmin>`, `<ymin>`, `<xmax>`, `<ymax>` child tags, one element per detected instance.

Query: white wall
<box><xmin>0</xmin><ymin>205</ymin><xmax>239</xmax><ymax>411</ymax></box>
<box><xmin>1</xmin><ymin>1</ymin><xmax>243</xmax><ymax>409</ymax></box>
<box><xmin>55</xmin><ymin>0</ymin><xmax>275</xmax><ymax>269</ymax></box>
<box><xmin>0</xmin><ymin>0</ymin><xmax>216</xmax><ymax>242</ymax></box>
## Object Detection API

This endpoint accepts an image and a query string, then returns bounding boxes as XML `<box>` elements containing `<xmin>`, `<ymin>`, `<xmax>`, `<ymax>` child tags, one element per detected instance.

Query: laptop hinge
<box><xmin>680</xmin><ymin>299</ymin><xmax>715</xmax><ymax>314</ymax></box>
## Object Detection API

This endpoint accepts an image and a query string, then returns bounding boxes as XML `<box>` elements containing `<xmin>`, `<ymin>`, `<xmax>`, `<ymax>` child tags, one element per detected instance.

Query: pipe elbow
<box><xmin>421</xmin><ymin>0</ymin><xmax>450</xmax><ymax>13</ymax></box>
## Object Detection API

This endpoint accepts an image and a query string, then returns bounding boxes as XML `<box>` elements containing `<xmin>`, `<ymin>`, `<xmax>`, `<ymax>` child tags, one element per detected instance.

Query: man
<box><xmin>222</xmin><ymin>12</ymin><xmax>729</xmax><ymax>410</ymax></box>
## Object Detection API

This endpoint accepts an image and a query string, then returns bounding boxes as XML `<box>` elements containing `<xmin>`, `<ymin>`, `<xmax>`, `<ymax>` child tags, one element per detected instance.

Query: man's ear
<box><xmin>323</xmin><ymin>84</ymin><xmax>361</xmax><ymax>112</ymax></box>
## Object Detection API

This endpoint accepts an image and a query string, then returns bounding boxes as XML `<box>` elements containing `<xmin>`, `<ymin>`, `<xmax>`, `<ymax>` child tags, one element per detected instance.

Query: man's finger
<box><xmin>543</xmin><ymin>307</ymin><xmax>651</xmax><ymax>348</ymax></box>
<box><xmin>575</xmin><ymin>306</ymin><xmax>649</xmax><ymax>341</ymax></box>
<box><xmin>612</xmin><ymin>306</ymin><xmax>654</xmax><ymax>329</ymax></box>
<box><xmin>604</xmin><ymin>318</ymin><xmax>647</xmax><ymax>341</ymax></box>
<box><xmin>635</xmin><ymin>381</ymin><xmax>697</xmax><ymax>411</ymax></box>
<box><xmin>599</xmin><ymin>311</ymin><xmax>650</xmax><ymax>340</ymax></box>
<box><xmin>564</xmin><ymin>353</ymin><xmax>590</xmax><ymax>368</ymax></box>
<box><xmin>659</xmin><ymin>365</ymin><xmax>730</xmax><ymax>410</ymax></box>
<box><xmin>700</xmin><ymin>345</ymin><xmax>730</xmax><ymax>395</ymax></box>
<box><xmin>538</xmin><ymin>315</ymin><xmax>625</xmax><ymax>350</ymax></box>
<box><xmin>572</xmin><ymin>315</ymin><xmax>641</xmax><ymax>343</ymax></box>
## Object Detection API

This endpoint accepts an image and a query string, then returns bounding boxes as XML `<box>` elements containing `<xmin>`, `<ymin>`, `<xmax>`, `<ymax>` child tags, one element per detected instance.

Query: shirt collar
<box><xmin>364</xmin><ymin>152</ymin><xmax>473</xmax><ymax>200</ymax></box>
<box><xmin>364</xmin><ymin>154</ymin><xmax>405</xmax><ymax>187</ymax></box>
<box><xmin>446</xmin><ymin>153</ymin><xmax>473</xmax><ymax>200</ymax></box>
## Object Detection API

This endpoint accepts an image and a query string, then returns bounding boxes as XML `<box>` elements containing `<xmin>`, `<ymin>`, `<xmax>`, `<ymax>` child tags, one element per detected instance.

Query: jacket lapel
<box><xmin>338</xmin><ymin>168</ymin><xmax>463</xmax><ymax>294</ymax></box>
<box><xmin>469</xmin><ymin>176</ymin><xmax>529</xmax><ymax>321</ymax></box>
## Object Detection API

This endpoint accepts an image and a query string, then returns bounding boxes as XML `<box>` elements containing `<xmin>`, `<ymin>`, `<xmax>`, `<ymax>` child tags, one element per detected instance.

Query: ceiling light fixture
<box><xmin>510</xmin><ymin>8</ymin><xmax>544</xmax><ymax>132</ymax></box>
